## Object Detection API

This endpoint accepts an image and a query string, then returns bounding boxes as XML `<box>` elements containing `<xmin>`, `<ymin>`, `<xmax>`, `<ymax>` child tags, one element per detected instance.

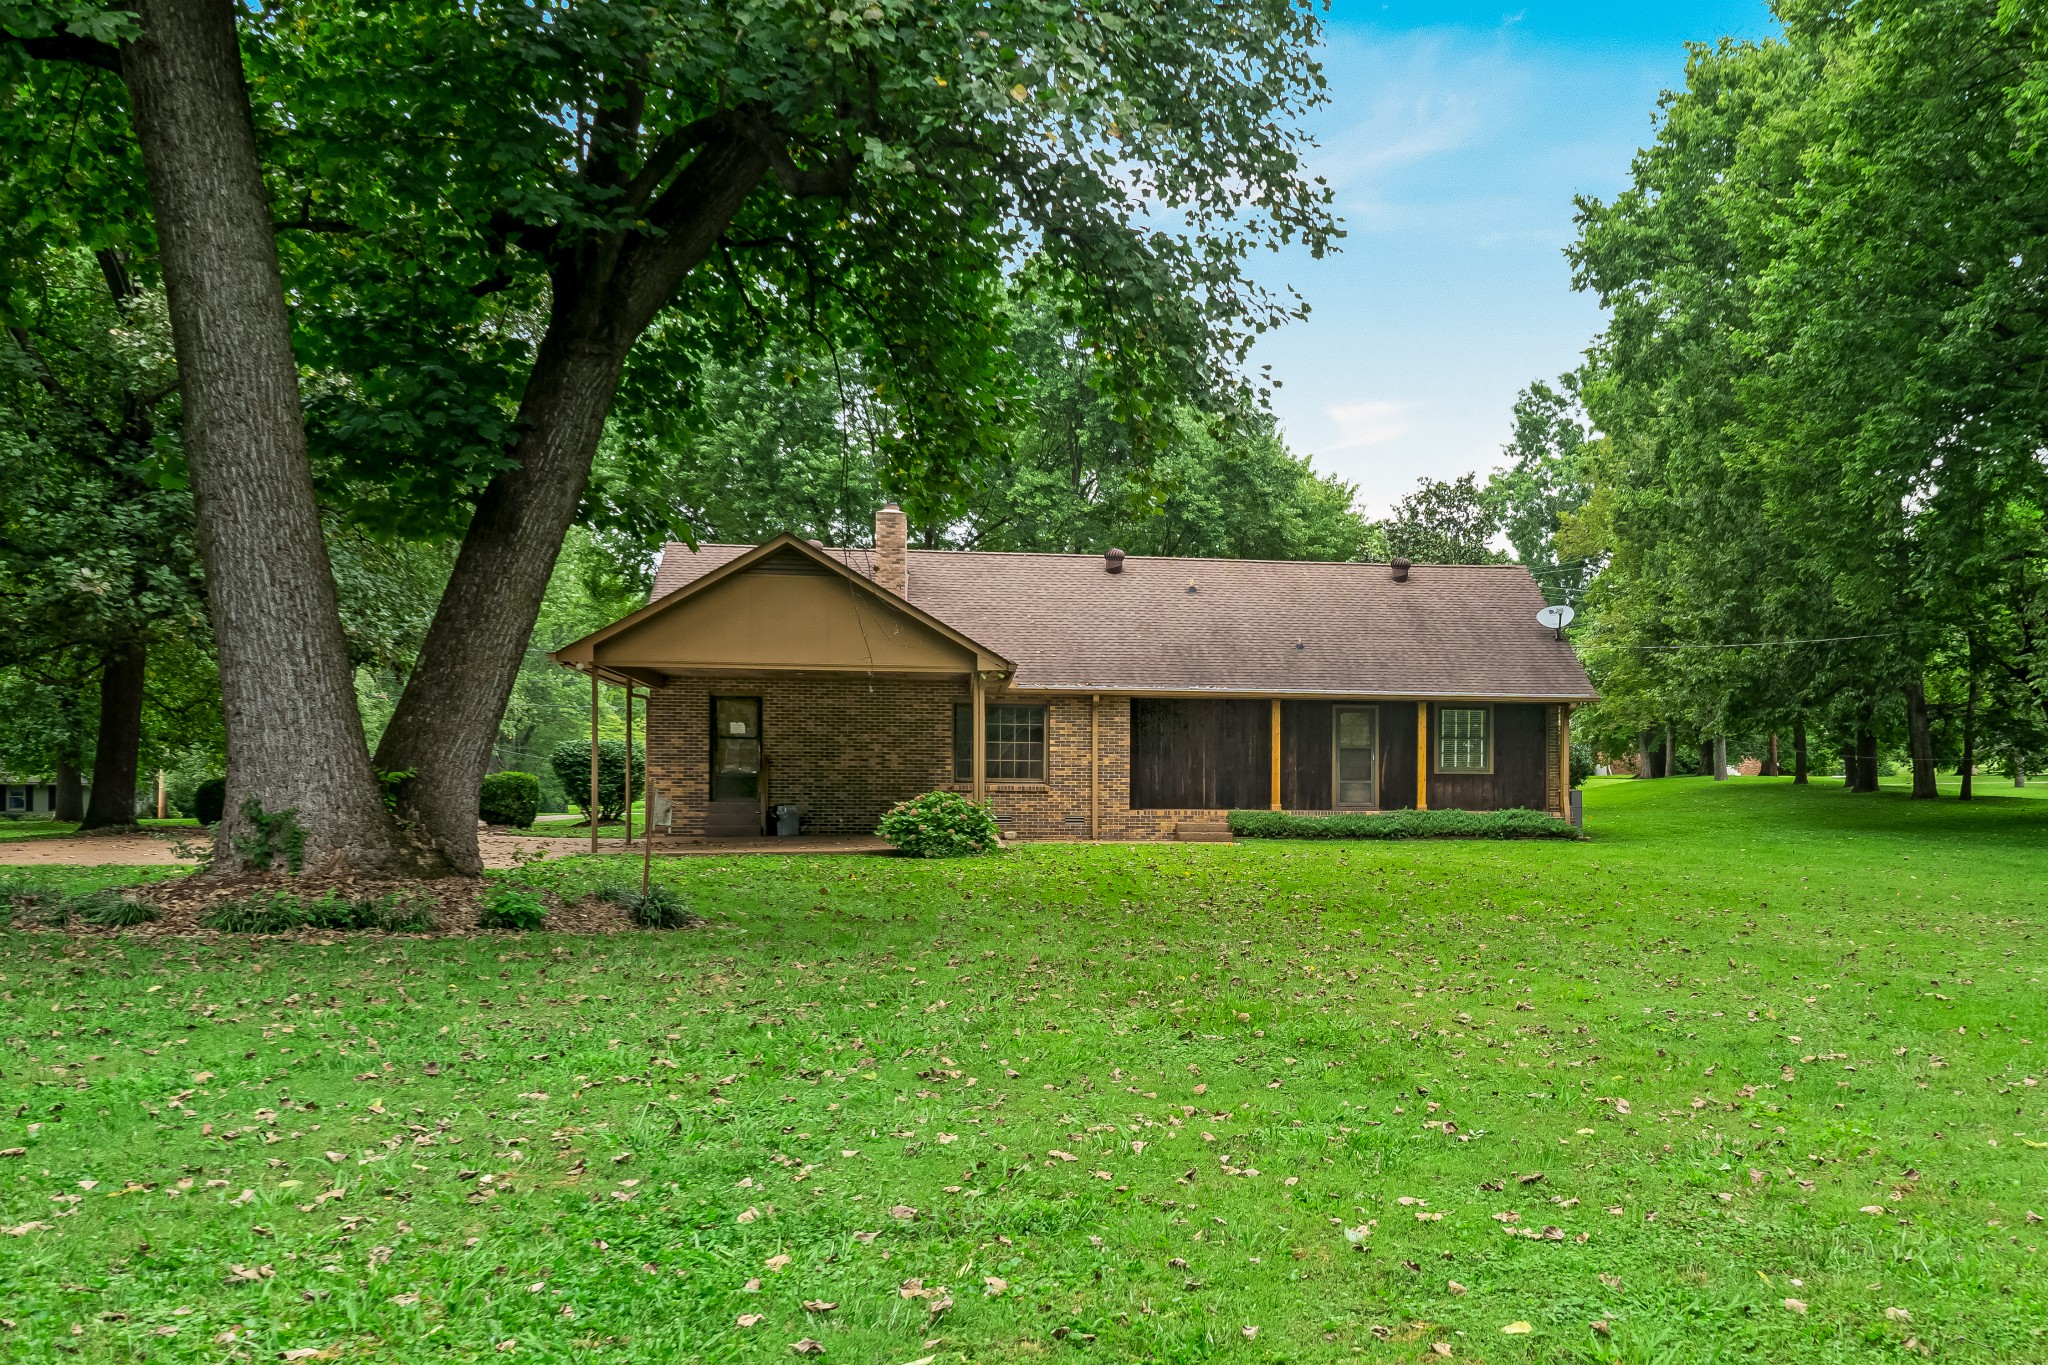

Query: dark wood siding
<box><xmin>1424</xmin><ymin>702</ymin><xmax>1548</xmax><ymax>810</ymax></box>
<box><xmin>1279</xmin><ymin>701</ymin><xmax>1332</xmax><ymax>810</ymax></box>
<box><xmin>1378</xmin><ymin>701</ymin><xmax>1418</xmax><ymax>810</ymax></box>
<box><xmin>1130</xmin><ymin>699</ymin><xmax>1272</xmax><ymax>809</ymax></box>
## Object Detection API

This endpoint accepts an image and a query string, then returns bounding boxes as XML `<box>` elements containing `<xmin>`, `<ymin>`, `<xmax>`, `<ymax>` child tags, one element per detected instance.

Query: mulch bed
<box><xmin>40</xmin><ymin>874</ymin><xmax>640</xmax><ymax>939</ymax></box>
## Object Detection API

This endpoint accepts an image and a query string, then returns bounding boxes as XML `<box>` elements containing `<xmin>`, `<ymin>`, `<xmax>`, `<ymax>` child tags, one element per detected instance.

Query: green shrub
<box><xmin>1227</xmin><ymin>808</ymin><xmax>1580</xmax><ymax>841</ymax></box>
<box><xmin>191</xmin><ymin>777</ymin><xmax>227</xmax><ymax>826</ymax></box>
<box><xmin>876</xmin><ymin>790</ymin><xmax>1002</xmax><ymax>858</ymax></box>
<box><xmin>200</xmin><ymin>889</ymin><xmax>437</xmax><ymax>934</ymax></box>
<box><xmin>479</xmin><ymin>885</ymin><xmax>548</xmax><ymax>931</ymax></box>
<box><xmin>598</xmin><ymin>882</ymin><xmax>698</xmax><ymax>929</ymax></box>
<box><xmin>479</xmin><ymin>771</ymin><xmax>541</xmax><ymax>828</ymax></box>
<box><xmin>547</xmin><ymin>740</ymin><xmax>640</xmax><ymax>821</ymax></box>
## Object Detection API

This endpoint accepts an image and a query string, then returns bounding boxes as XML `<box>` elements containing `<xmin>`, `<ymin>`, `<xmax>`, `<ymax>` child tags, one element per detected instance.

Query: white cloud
<box><xmin>1323</xmin><ymin>400</ymin><xmax>1416</xmax><ymax>451</ymax></box>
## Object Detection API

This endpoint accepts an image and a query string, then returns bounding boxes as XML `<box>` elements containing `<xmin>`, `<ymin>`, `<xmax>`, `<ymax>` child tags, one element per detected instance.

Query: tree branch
<box><xmin>0</xmin><ymin>27</ymin><xmax>121</xmax><ymax>71</ymax></box>
<box><xmin>621</xmin><ymin>113</ymin><xmax>727</xmax><ymax>212</ymax></box>
<box><xmin>734</xmin><ymin>110</ymin><xmax>856</xmax><ymax>199</ymax></box>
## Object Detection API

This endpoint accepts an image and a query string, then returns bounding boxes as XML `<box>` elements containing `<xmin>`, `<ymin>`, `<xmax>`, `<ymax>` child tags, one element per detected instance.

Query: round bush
<box><xmin>190</xmin><ymin>776</ymin><xmax>227</xmax><ymax>826</ymax></box>
<box><xmin>876</xmin><ymin>790</ymin><xmax>1002</xmax><ymax>858</ymax></box>
<box><xmin>479</xmin><ymin>770</ymin><xmax>541</xmax><ymax>828</ymax></box>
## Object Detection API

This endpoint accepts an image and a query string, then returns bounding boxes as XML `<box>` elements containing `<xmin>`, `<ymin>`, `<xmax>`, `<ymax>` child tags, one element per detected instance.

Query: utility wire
<box><xmin>1590</xmin><ymin>630</ymin><xmax>1909</xmax><ymax>653</ymax></box>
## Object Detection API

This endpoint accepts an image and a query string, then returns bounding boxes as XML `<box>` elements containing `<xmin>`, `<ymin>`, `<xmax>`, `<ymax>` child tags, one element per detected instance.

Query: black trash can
<box><xmin>771</xmin><ymin>803</ymin><xmax>800</xmax><ymax>837</ymax></box>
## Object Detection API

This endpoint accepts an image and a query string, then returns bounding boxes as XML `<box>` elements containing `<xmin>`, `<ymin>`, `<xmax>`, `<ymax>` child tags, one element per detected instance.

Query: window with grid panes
<box><xmin>1437</xmin><ymin>706</ymin><xmax>1490</xmax><ymax>772</ymax></box>
<box><xmin>952</xmin><ymin>703</ymin><xmax>1047</xmax><ymax>781</ymax></box>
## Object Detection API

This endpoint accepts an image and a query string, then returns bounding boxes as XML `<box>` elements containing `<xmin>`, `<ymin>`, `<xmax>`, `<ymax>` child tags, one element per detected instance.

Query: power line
<box><xmin>1590</xmin><ymin>630</ymin><xmax>1909</xmax><ymax>653</ymax></box>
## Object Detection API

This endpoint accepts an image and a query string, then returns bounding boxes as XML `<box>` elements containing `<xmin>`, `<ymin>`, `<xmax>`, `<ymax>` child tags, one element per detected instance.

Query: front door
<box><xmin>1333</xmin><ymin>704</ymin><xmax>1378</xmax><ymax>809</ymax></box>
<box><xmin>710</xmin><ymin>696</ymin><xmax>762</xmax><ymax>801</ymax></box>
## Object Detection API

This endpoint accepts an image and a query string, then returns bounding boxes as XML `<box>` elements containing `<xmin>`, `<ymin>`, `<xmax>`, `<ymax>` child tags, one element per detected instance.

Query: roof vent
<box><xmin>1104</xmin><ymin>548</ymin><xmax>1125</xmax><ymax>574</ymax></box>
<box><xmin>1391</xmin><ymin>557</ymin><xmax>1412</xmax><ymax>583</ymax></box>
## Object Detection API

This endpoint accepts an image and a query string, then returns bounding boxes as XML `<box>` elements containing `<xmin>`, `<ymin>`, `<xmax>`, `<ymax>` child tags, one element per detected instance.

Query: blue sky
<box><xmin>1250</xmin><ymin>1</ymin><xmax>1780</xmax><ymax>514</ymax></box>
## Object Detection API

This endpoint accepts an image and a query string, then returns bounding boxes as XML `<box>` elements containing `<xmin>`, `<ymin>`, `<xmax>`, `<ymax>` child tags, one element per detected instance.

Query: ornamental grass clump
<box><xmin>597</xmin><ymin>882</ymin><xmax>699</xmax><ymax>929</ymax></box>
<box><xmin>877</xmin><ymin>790</ymin><xmax>1002</xmax><ymax>858</ymax></box>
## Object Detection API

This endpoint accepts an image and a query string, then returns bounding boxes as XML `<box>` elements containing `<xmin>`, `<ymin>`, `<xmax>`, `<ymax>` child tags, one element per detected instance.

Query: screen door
<box><xmin>1333</xmin><ymin>704</ymin><xmax>1378</xmax><ymax>809</ymax></box>
<box><xmin>710</xmin><ymin>697</ymin><xmax>762</xmax><ymax>801</ymax></box>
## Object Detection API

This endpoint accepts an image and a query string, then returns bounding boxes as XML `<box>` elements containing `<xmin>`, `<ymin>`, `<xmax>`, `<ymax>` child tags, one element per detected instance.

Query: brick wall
<box><xmin>646</xmin><ymin>676</ymin><xmax>961</xmax><ymax>836</ymax></box>
<box><xmin>645</xmin><ymin>683</ymin><xmax>1567</xmax><ymax>840</ymax></box>
<box><xmin>645</xmin><ymin>682</ymin><xmax>1225</xmax><ymax>840</ymax></box>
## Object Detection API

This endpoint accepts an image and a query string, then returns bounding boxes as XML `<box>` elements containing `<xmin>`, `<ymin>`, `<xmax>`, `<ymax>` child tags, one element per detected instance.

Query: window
<box><xmin>1437</xmin><ymin>706</ymin><xmax>1491</xmax><ymax>773</ymax></box>
<box><xmin>953</xmin><ymin>703</ymin><xmax>1048</xmax><ymax>782</ymax></box>
<box><xmin>4</xmin><ymin>786</ymin><xmax>23</xmax><ymax>812</ymax></box>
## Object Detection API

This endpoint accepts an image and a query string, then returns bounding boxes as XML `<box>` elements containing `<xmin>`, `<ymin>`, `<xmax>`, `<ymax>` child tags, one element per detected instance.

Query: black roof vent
<box><xmin>1104</xmin><ymin>548</ymin><xmax>1126</xmax><ymax>574</ymax></box>
<box><xmin>1391</xmin><ymin>557</ymin><xmax>1412</xmax><ymax>583</ymax></box>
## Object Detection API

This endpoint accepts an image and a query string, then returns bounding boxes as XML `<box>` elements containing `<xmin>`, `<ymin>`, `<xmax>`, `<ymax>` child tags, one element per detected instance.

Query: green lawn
<box><xmin>0</xmin><ymin>816</ymin><xmax>201</xmax><ymax>842</ymax></box>
<box><xmin>2</xmin><ymin>778</ymin><xmax>2044</xmax><ymax>1362</ymax></box>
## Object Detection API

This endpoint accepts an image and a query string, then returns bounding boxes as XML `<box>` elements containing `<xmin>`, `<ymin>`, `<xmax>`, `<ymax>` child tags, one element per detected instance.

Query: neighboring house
<box><xmin>1</xmin><ymin>776</ymin><xmax>74</xmax><ymax>816</ymax></box>
<box><xmin>550</xmin><ymin>506</ymin><xmax>1597</xmax><ymax>840</ymax></box>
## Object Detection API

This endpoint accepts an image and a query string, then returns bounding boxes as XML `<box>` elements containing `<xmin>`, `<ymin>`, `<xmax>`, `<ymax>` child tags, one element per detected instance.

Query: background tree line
<box><xmin>1552</xmin><ymin>0</ymin><xmax>2048</xmax><ymax>792</ymax></box>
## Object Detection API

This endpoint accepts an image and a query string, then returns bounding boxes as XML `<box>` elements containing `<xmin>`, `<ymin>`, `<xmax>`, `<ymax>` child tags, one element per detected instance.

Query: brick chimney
<box><xmin>873</xmin><ymin>503</ymin><xmax>908</xmax><ymax>597</ymax></box>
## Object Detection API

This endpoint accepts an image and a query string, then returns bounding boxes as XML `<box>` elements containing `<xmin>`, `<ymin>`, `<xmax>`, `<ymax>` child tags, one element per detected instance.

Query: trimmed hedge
<box><xmin>480</xmin><ymin>770</ymin><xmax>541</xmax><ymax>828</ymax></box>
<box><xmin>1227</xmin><ymin>807</ymin><xmax>1579</xmax><ymax>841</ymax></box>
<box><xmin>190</xmin><ymin>776</ymin><xmax>227</xmax><ymax>826</ymax></box>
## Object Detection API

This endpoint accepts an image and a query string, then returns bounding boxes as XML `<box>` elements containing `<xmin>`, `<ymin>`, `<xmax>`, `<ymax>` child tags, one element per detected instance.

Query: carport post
<box><xmin>624</xmin><ymin>682</ymin><xmax>634</xmax><ymax>845</ymax></box>
<box><xmin>589</xmin><ymin>671</ymin><xmax>600</xmax><ymax>856</ymax></box>
<box><xmin>971</xmin><ymin>669</ymin><xmax>986</xmax><ymax>804</ymax></box>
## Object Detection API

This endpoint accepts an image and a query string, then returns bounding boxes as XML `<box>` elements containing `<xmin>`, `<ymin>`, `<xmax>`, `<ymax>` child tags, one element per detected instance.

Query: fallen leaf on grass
<box><xmin>736</xmin><ymin>1314</ymin><xmax>765</xmax><ymax>1328</ymax></box>
<box><xmin>889</xmin><ymin>1204</ymin><xmax>918</xmax><ymax>1220</ymax></box>
<box><xmin>983</xmin><ymin>1276</ymin><xmax>1007</xmax><ymax>1296</ymax></box>
<box><xmin>1502</xmin><ymin>1321</ymin><xmax>1533</xmax><ymax>1334</ymax></box>
<box><xmin>789</xmin><ymin>1339</ymin><xmax>824</xmax><ymax>1355</ymax></box>
<box><xmin>802</xmin><ymin>1300</ymin><xmax>836</xmax><ymax>1313</ymax></box>
<box><xmin>1240</xmin><ymin>1326</ymin><xmax>1258</xmax><ymax>1340</ymax></box>
<box><xmin>1783</xmin><ymin>1299</ymin><xmax>1807</xmax><ymax>1315</ymax></box>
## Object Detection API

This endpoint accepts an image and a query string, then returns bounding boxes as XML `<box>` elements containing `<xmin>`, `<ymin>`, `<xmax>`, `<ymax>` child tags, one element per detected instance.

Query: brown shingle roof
<box><xmin>650</xmin><ymin>544</ymin><xmax>1595</xmax><ymax>700</ymax></box>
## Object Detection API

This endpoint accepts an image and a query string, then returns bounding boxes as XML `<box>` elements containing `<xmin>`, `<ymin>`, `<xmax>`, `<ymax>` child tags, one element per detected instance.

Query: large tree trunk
<box><xmin>1959</xmin><ymin>671</ymin><xmax>1977</xmax><ymax>801</ymax></box>
<box><xmin>80</xmin><ymin>640</ymin><xmax>147</xmax><ymax>828</ymax></box>
<box><xmin>1662</xmin><ymin>722</ymin><xmax>1675</xmax><ymax>777</ymax></box>
<box><xmin>1904</xmin><ymin>681</ymin><xmax>1938</xmax><ymax>800</ymax></box>
<box><xmin>118</xmin><ymin>0</ymin><xmax>434</xmax><ymax>876</ymax></box>
<box><xmin>374</xmin><ymin>133</ymin><xmax>771</xmax><ymax>874</ymax></box>
<box><xmin>1636</xmin><ymin>728</ymin><xmax>1654</xmax><ymax>779</ymax></box>
<box><xmin>53</xmin><ymin>758</ymin><xmax>85</xmax><ymax>823</ymax></box>
<box><xmin>1713</xmin><ymin>734</ymin><xmax>1728</xmax><ymax>781</ymax></box>
<box><xmin>1852</xmin><ymin>722</ymin><xmax>1880</xmax><ymax>793</ymax></box>
<box><xmin>1792</xmin><ymin>718</ymin><xmax>1809</xmax><ymax>785</ymax></box>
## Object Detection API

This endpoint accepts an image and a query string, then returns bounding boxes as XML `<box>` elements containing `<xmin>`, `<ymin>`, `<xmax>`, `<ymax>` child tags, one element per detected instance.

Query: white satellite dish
<box><xmin>1537</xmin><ymin>603</ymin><xmax>1575</xmax><ymax>637</ymax></box>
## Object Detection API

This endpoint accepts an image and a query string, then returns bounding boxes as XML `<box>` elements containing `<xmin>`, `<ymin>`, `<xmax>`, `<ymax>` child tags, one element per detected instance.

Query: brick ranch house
<box><xmin>549</xmin><ymin>507</ymin><xmax>1597</xmax><ymax>840</ymax></box>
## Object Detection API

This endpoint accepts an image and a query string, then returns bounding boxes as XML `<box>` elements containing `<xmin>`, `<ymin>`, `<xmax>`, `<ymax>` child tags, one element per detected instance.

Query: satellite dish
<box><xmin>1537</xmin><ymin>603</ymin><xmax>1575</xmax><ymax>636</ymax></box>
